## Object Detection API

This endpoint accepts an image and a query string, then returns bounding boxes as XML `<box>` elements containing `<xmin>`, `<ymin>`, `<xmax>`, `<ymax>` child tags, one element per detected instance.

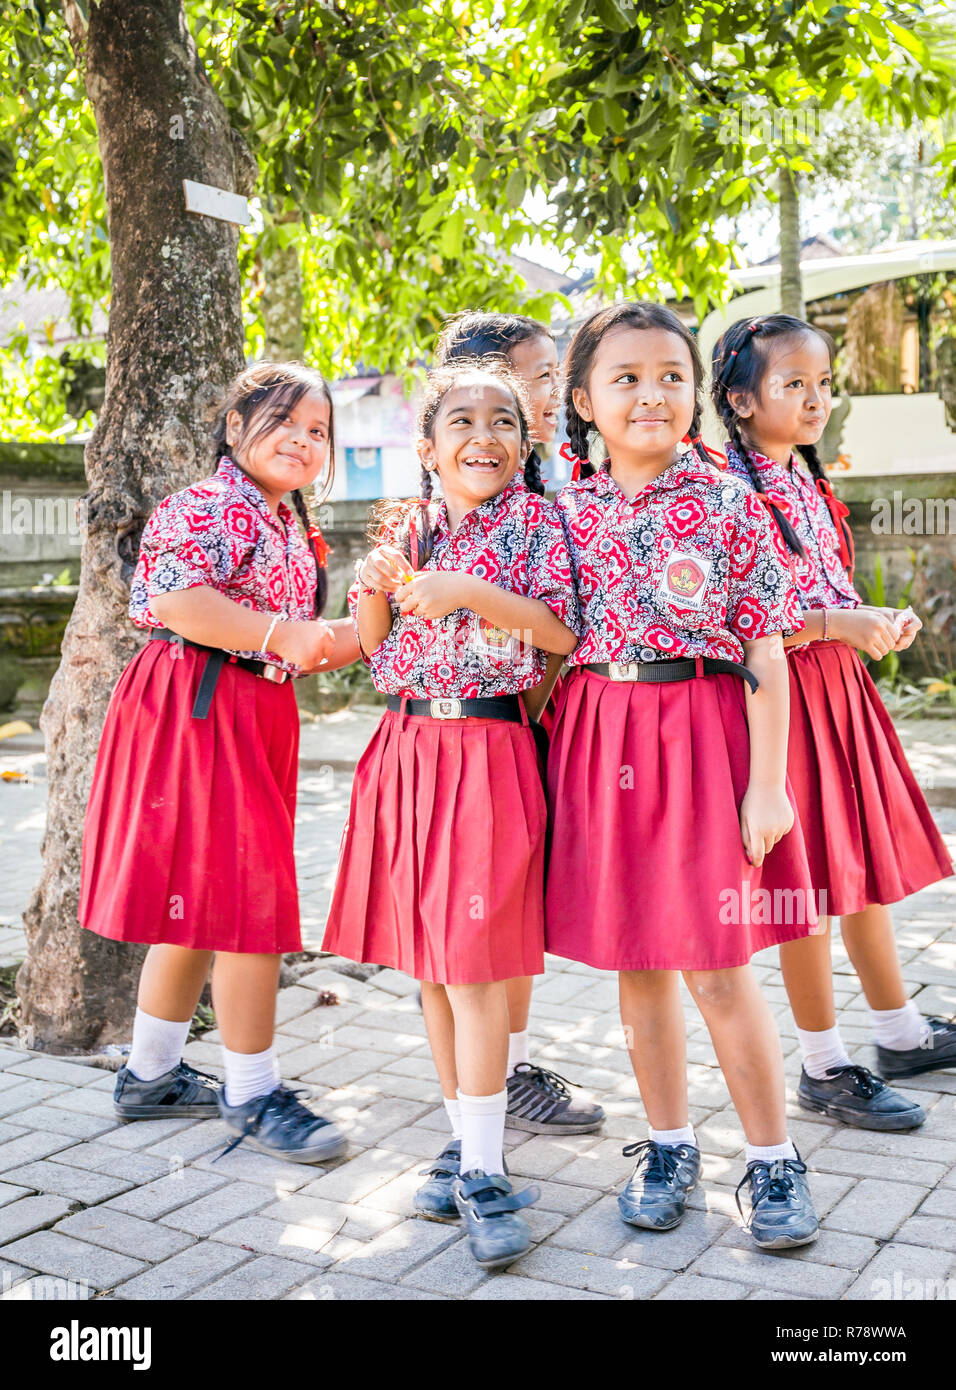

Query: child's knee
<box><xmin>683</xmin><ymin>968</ymin><xmax>744</xmax><ymax>1009</ymax></box>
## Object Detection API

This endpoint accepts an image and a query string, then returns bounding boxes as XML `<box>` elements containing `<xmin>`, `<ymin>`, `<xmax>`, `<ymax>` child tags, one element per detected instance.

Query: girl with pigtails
<box><xmin>545</xmin><ymin>300</ymin><xmax>823</xmax><ymax>1251</ymax></box>
<box><xmin>322</xmin><ymin>359</ymin><xmax>581</xmax><ymax>1269</ymax></box>
<box><xmin>712</xmin><ymin>314</ymin><xmax>954</xmax><ymax>1133</ymax></box>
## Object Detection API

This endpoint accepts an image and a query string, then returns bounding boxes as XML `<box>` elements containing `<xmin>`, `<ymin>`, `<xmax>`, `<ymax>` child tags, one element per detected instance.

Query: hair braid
<box><xmin>565</xmin><ymin>401</ymin><xmax>595</xmax><ymax>478</ymax></box>
<box><xmin>524</xmin><ymin>447</ymin><xmax>545</xmax><ymax>496</ymax></box>
<box><xmin>290</xmin><ymin>488</ymin><xmax>329</xmax><ymax>617</ymax></box>
<box><xmin>687</xmin><ymin>402</ymin><xmax>713</xmax><ymax>467</ymax></box>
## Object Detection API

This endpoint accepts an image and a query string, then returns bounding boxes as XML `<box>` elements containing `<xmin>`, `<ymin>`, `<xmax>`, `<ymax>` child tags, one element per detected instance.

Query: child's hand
<box><xmin>359</xmin><ymin>545</ymin><xmax>413</xmax><ymax>594</ymax></box>
<box><xmin>828</xmin><ymin>607</ymin><xmax>900</xmax><ymax>660</ymax></box>
<box><xmin>739</xmin><ymin>785</ymin><xmax>794</xmax><ymax>868</ymax></box>
<box><xmin>393</xmin><ymin>571</ymin><xmax>472</xmax><ymax>620</ymax></box>
<box><xmin>892</xmin><ymin>606</ymin><xmax>922</xmax><ymax>652</ymax></box>
<box><xmin>270</xmin><ymin>619</ymin><xmax>334</xmax><ymax>670</ymax></box>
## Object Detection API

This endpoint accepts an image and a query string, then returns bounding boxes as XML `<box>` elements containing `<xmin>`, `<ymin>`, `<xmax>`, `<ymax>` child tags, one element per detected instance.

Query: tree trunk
<box><xmin>262</xmin><ymin>219</ymin><xmax>305</xmax><ymax>362</ymax></box>
<box><xmin>17</xmin><ymin>0</ymin><xmax>257</xmax><ymax>1052</ymax></box>
<box><xmin>778</xmin><ymin>164</ymin><xmax>804</xmax><ymax>319</ymax></box>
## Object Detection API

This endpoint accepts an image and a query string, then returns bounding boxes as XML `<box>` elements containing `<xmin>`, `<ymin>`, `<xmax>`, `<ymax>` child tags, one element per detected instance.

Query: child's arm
<box><xmin>354</xmin><ymin>544</ymin><xmax>409</xmax><ymax>658</ymax></box>
<box><xmin>784</xmin><ymin>606</ymin><xmax>900</xmax><ymax>657</ymax></box>
<box><xmin>392</xmin><ymin>573</ymin><xmax>578</xmax><ymax>655</ymax></box>
<box><xmin>739</xmin><ymin>633</ymin><xmax>794</xmax><ymax>868</ymax></box>
<box><xmin>150</xmin><ymin>587</ymin><xmax>333</xmax><ymax>669</ymax></box>
<box><xmin>521</xmin><ymin>652</ymin><xmax>565</xmax><ymax>721</ymax></box>
<box><xmin>319</xmin><ymin>618</ymin><xmax>361</xmax><ymax>671</ymax></box>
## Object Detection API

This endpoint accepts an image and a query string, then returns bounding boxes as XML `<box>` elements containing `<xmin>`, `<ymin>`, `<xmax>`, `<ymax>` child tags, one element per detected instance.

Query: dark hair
<box><xmin>435</xmin><ymin>311</ymin><xmax>552</xmax><ymax>496</ymax></box>
<box><xmin>370</xmin><ymin>359</ymin><xmax>533</xmax><ymax>565</ymax></box>
<box><xmin>212</xmin><ymin>360</ymin><xmax>335</xmax><ymax>616</ymax></box>
<box><xmin>563</xmin><ymin>301</ymin><xmax>712</xmax><ymax>477</ymax></box>
<box><xmin>710</xmin><ymin>314</ymin><xmax>851</xmax><ymax>565</ymax></box>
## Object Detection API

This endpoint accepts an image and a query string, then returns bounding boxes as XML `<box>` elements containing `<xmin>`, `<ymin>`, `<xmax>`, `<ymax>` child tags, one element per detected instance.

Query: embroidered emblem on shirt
<box><xmin>658</xmin><ymin>551</ymin><xmax>712</xmax><ymax>609</ymax></box>
<box><xmin>471</xmin><ymin>612</ymin><xmax>518</xmax><ymax>660</ymax></box>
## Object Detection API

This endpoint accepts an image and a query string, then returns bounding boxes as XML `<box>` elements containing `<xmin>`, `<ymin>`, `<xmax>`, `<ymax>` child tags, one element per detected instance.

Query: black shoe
<box><xmin>413</xmin><ymin>1140</ymin><xmax>461</xmax><ymax>1222</ymax></box>
<box><xmin>113</xmin><ymin>1061</ymin><xmax>221</xmax><ymax>1120</ymax></box>
<box><xmin>798</xmin><ymin>1064</ymin><xmax>925</xmax><ymax>1131</ymax></box>
<box><xmin>217</xmin><ymin>1084</ymin><xmax>347</xmax><ymax>1164</ymax></box>
<box><xmin>453</xmin><ymin>1169</ymin><xmax>540</xmax><ymax>1268</ymax></box>
<box><xmin>506</xmin><ymin>1062</ymin><xmax>605</xmax><ymax>1134</ymax></box>
<box><xmin>875</xmin><ymin>1017</ymin><xmax>956</xmax><ymax>1079</ymax></box>
<box><xmin>618</xmin><ymin>1140</ymin><xmax>700</xmax><ymax>1230</ymax></box>
<box><xmin>736</xmin><ymin>1150</ymin><xmax>819</xmax><ymax>1251</ymax></box>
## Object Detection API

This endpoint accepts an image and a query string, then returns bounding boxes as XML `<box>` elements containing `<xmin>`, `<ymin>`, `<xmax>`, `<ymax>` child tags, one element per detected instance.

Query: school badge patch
<box><xmin>471</xmin><ymin>612</ymin><xmax>518</xmax><ymax>660</ymax></box>
<box><xmin>657</xmin><ymin>550</ymin><xmax>712</xmax><ymax>610</ymax></box>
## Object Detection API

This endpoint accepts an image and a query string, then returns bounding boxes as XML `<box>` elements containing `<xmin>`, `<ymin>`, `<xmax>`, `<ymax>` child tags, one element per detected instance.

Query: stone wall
<box><xmin>1</xmin><ymin>444</ymin><xmax>954</xmax><ymax>713</ymax></box>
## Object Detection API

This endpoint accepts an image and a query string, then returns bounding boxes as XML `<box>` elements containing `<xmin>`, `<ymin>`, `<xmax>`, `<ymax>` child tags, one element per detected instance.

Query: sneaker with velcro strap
<box><xmin>413</xmin><ymin>1139</ymin><xmax>461</xmax><ymax>1222</ymax></box>
<box><xmin>506</xmin><ymin>1062</ymin><xmax>605</xmax><ymax>1134</ymax></box>
<box><xmin>452</xmin><ymin>1169</ymin><xmax>540</xmax><ymax>1268</ymax></box>
<box><xmin>735</xmin><ymin>1150</ymin><xmax>819</xmax><ymax>1251</ymax></box>
<box><xmin>216</xmin><ymin>1084</ymin><xmax>347</xmax><ymax>1164</ymax></box>
<box><xmin>797</xmin><ymin>1063</ymin><xmax>925</xmax><ymax>1131</ymax></box>
<box><xmin>113</xmin><ymin>1061</ymin><xmax>221</xmax><ymax>1120</ymax></box>
<box><xmin>618</xmin><ymin>1139</ymin><xmax>700</xmax><ymax>1230</ymax></box>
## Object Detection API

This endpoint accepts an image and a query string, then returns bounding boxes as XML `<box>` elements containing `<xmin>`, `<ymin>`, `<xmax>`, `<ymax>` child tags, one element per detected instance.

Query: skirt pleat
<box><xmin>323</xmin><ymin>709</ymin><xmax>546</xmax><ymax>983</ymax></box>
<box><xmin>79</xmin><ymin>641</ymin><xmax>302</xmax><ymax>953</ymax></box>
<box><xmin>544</xmin><ymin>668</ymin><xmax>818</xmax><ymax>971</ymax></box>
<box><xmin>786</xmin><ymin>642</ymin><xmax>952</xmax><ymax>915</ymax></box>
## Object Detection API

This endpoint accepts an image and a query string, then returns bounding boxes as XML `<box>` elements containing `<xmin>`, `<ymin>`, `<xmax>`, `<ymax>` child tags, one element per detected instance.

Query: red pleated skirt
<box><xmin>786</xmin><ymin>641</ymin><xmax>952</xmax><ymax>915</ymax></box>
<box><xmin>538</xmin><ymin>673</ymin><xmax>565</xmax><ymax>738</ymax></box>
<box><xmin>322</xmin><ymin>705</ymin><xmax>546</xmax><ymax>983</ymax></box>
<box><xmin>545</xmin><ymin>668</ymin><xmax>818</xmax><ymax>971</ymax></box>
<box><xmin>79</xmin><ymin>642</ymin><xmax>302</xmax><ymax>953</ymax></box>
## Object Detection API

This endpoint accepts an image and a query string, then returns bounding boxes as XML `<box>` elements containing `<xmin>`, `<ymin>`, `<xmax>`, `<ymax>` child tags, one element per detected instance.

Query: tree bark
<box><xmin>778</xmin><ymin>163</ymin><xmax>804</xmax><ymax>319</ymax></box>
<box><xmin>17</xmin><ymin>0</ymin><xmax>256</xmax><ymax>1051</ymax></box>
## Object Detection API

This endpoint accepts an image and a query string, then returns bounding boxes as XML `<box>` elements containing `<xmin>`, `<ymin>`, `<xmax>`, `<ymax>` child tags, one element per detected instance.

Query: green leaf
<box><xmin>439</xmin><ymin>207</ymin><xmax>464</xmax><ymax>259</ymax></box>
<box><xmin>587</xmin><ymin>102</ymin><xmax>607</xmax><ymax>138</ymax></box>
<box><xmin>719</xmin><ymin>175</ymin><xmax>750</xmax><ymax>206</ymax></box>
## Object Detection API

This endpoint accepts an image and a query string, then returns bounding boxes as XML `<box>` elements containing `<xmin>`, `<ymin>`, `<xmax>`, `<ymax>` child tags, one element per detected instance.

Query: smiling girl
<box><xmin>80</xmin><ymin>361</ymin><xmax>358</xmax><ymax>1164</ymax></box>
<box><xmin>322</xmin><ymin>360</ymin><xmax>580</xmax><ymax>1267</ymax></box>
<box><xmin>547</xmin><ymin>302</ymin><xmax>822</xmax><ymax>1250</ymax></box>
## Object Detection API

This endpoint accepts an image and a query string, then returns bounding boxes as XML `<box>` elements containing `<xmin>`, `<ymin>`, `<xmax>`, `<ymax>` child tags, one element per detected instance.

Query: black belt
<box><xmin>582</xmin><ymin>657</ymin><xmax>759</xmax><ymax>693</ymax></box>
<box><xmin>386</xmin><ymin>693</ymin><xmax>525</xmax><ymax>723</ymax></box>
<box><xmin>149</xmin><ymin>629</ymin><xmax>290</xmax><ymax>719</ymax></box>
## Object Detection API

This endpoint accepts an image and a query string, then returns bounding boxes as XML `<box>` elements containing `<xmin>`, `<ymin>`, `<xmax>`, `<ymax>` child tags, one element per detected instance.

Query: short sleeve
<box><xmin>726</xmin><ymin>491</ymin><xmax>804</xmax><ymax>643</ymax></box>
<box><xmin>524</xmin><ymin>498</ymin><xmax>581</xmax><ymax>635</ymax></box>
<box><xmin>140</xmin><ymin>496</ymin><xmax>237</xmax><ymax>600</ymax></box>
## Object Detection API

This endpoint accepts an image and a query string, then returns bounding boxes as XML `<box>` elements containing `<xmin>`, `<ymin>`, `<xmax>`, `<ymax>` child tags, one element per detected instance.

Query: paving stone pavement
<box><xmin>0</xmin><ymin>709</ymin><xmax>954</xmax><ymax>1301</ymax></box>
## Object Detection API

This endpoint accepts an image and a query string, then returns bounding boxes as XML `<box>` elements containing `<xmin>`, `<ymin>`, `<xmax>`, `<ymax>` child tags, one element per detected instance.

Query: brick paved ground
<box><xmin>0</xmin><ymin>709</ymin><xmax>954</xmax><ymax>1301</ymax></box>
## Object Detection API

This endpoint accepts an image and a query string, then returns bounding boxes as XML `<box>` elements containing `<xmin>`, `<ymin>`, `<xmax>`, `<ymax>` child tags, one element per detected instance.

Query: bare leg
<box><xmin>840</xmin><ymin>904</ymin><xmax>908</xmax><ymax>1011</ymax></box>
<box><xmin>778</xmin><ymin>917</ymin><xmax>836</xmax><ymax>1031</ymax></box>
<box><xmin>444</xmin><ymin>981</ymin><xmax>509</xmax><ymax>1095</ymax></box>
<box><xmin>138</xmin><ymin>943</ymin><xmax>213</xmax><ymax>1022</ymax></box>
<box><xmin>211</xmin><ymin>952</ymin><xmax>281</xmax><ymax>1053</ymax></box>
<box><xmin>421</xmin><ymin>980</ymin><xmax>458</xmax><ymax>1099</ymax></box>
<box><xmin>506</xmin><ymin>976</ymin><xmax>533</xmax><ymax>1035</ymax></box>
<box><xmin>618</xmin><ymin>970</ymin><xmax>688</xmax><ymax>1130</ymax></box>
<box><xmin>683</xmin><ymin>965</ymin><xmax>787</xmax><ymax>1147</ymax></box>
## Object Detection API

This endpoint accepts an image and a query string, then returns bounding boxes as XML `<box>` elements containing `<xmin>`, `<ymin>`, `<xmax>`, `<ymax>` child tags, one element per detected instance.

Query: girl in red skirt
<box><xmin>548</xmin><ymin>302</ymin><xmax>821</xmax><ymax>1250</ymax></box>
<box><xmin>713</xmin><ymin>313</ymin><xmax>955</xmax><ymax>1132</ymax></box>
<box><xmin>322</xmin><ymin>361</ymin><xmax>581</xmax><ymax>1267</ymax></box>
<box><xmin>432</xmin><ymin>313</ymin><xmax>604</xmax><ymax>1138</ymax></box>
<box><xmin>80</xmin><ymin>361</ymin><xmax>359</xmax><ymax>1164</ymax></box>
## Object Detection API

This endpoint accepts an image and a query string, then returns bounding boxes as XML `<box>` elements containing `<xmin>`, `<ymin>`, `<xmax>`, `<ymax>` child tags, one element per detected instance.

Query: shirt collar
<box><xmin>216</xmin><ymin>456</ymin><xmax>294</xmax><ymax>530</ymax></box>
<box><xmin>434</xmin><ymin>471</ymin><xmax>525</xmax><ymax>541</ymax></box>
<box><xmin>590</xmin><ymin>448</ymin><xmax>718</xmax><ymax>500</ymax></box>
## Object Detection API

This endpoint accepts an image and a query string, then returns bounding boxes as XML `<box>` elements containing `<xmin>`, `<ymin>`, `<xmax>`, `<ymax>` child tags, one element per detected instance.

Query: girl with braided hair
<box><xmin>431</xmin><ymin>313</ymin><xmax>605</xmax><ymax>1139</ymax></box>
<box><xmin>545</xmin><ymin>301</ymin><xmax>822</xmax><ymax>1251</ymax></box>
<box><xmin>81</xmin><ymin>361</ymin><xmax>359</xmax><ymax>1164</ymax></box>
<box><xmin>713</xmin><ymin>314</ymin><xmax>955</xmax><ymax>1130</ymax></box>
<box><xmin>323</xmin><ymin>361</ymin><xmax>581</xmax><ymax>1268</ymax></box>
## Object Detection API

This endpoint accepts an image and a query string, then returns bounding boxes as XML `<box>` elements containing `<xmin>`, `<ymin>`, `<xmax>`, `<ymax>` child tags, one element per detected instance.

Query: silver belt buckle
<box><xmin>429</xmin><ymin>697</ymin><xmax>463</xmax><ymax>719</ymax></box>
<box><xmin>261</xmin><ymin>663</ymin><xmax>288</xmax><ymax>685</ymax></box>
<box><xmin>607</xmin><ymin>661</ymin><xmax>641</xmax><ymax>682</ymax></box>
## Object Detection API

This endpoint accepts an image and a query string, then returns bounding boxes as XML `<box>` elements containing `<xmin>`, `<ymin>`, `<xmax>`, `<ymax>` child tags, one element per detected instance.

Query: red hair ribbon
<box><xmin>752</xmin><ymin>490</ymin><xmax>798</xmax><ymax>583</ymax></box>
<box><xmin>815</xmin><ymin>477</ymin><xmax>855</xmax><ymax>576</ymax></box>
<box><xmin>682</xmin><ymin>434</ymin><xmax>727</xmax><ymax>469</ymax></box>
<box><xmin>559</xmin><ymin>441</ymin><xmax>588</xmax><ymax>483</ymax></box>
<box><xmin>408</xmin><ymin>508</ymin><xmax>419</xmax><ymax>573</ymax></box>
<box><xmin>307</xmin><ymin>525</ymin><xmax>329</xmax><ymax>569</ymax></box>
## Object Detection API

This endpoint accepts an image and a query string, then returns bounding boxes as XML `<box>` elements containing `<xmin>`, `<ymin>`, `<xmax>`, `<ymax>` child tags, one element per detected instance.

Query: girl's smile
<box><xmin>228</xmin><ymin>389</ymin><xmax>331</xmax><ymax>513</ymax></box>
<box><xmin>420</xmin><ymin>379</ymin><xmax>528</xmax><ymax>527</ymax></box>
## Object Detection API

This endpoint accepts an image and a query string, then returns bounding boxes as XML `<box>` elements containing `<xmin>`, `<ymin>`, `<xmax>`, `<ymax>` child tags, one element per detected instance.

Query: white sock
<box><xmin>746</xmin><ymin>1138</ymin><xmax>798</xmax><ymax>1165</ymax></box>
<box><xmin>795</xmin><ymin>1023</ymin><xmax>853</xmax><ymax>1080</ymax></box>
<box><xmin>443</xmin><ymin>1096</ymin><xmax>462</xmax><ymax>1140</ymax></box>
<box><xmin>649</xmin><ymin>1124</ymin><xmax>697</xmax><ymax>1148</ymax></box>
<box><xmin>222</xmin><ymin>1044</ymin><xmax>280</xmax><ymax>1108</ymax></box>
<box><xmin>127</xmin><ymin>1008</ymin><xmax>190</xmax><ymax>1083</ymax></box>
<box><xmin>458</xmin><ymin>1089</ymin><xmax>507</xmax><ymax>1176</ymax></box>
<box><xmin>507</xmin><ymin>1030</ymin><xmax>530</xmax><ymax>1079</ymax></box>
<box><xmin>869</xmin><ymin>1000</ymin><xmax>928</xmax><ymax>1052</ymax></box>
